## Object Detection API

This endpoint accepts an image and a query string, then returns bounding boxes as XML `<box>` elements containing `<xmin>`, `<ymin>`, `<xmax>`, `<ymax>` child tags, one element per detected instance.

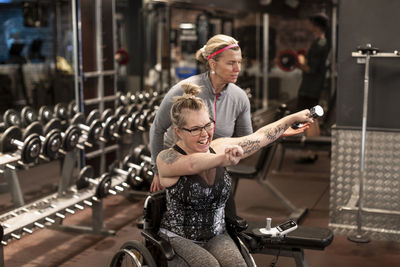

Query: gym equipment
<box><xmin>38</xmin><ymin>106</ymin><xmax>53</xmax><ymax>125</ymax></box>
<box><xmin>68</xmin><ymin>100</ymin><xmax>78</xmax><ymax>117</ymax></box>
<box><xmin>121</xmin><ymin>155</ymin><xmax>153</xmax><ymax>189</ymax></box>
<box><xmin>116</xmin><ymin>114</ymin><xmax>133</xmax><ymax>136</ymax></box>
<box><xmin>291</xmin><ymin>105</ymin><xmax>324</xmax><ymax>129</ymax></box>
<box><xmin>20</xmin><ymin>106</ymin><xmax>38</xmax><ymax>127</ymax></box>
<box><xmin>43</xmin><ymin>118</ymin><xmax>63</xmax><ymax>136</ymax></box>
<box><xmin>108</xmin><ymin>161</ymin><xmax>144</xmax><ymax>191</ymax></box>
<box><xmin>76</xmin><ymin>165</ymin><xmax>117</xmax><ymax>198</ymax></box>
<box><xmin>110</xmin><ymin>191</ymin><xmax>333</xmax><ymax>267</ymax></box>
<box><xmin>0</xmin><ymin>109</ymin><xmax>21</xmax><ymax>131</ymax></box>
<box><xmin>252</xmin><ymin>218</ymin><xmax>297</xmax><ymax>237</ymax></box>
<box><xmin>61</xmin><ymin>125</ymin><xmax>81</xmax><ymax>152</ymax></box>
<box><xmin>131</xmin><ymin>144</ymin><xmax>151</xmax><ymax>164</ymax></box>
<box><xmin>277</xmin><ymin>49</ymin><xmax>299</xmax><ymax>72</ymax></box>
<box><xmin>0</xmin><ymin>126</ymin><xmax>41</xmax><ymax>164</ymax></box>
<box><xmin>70</xmin><ymin>112</ymin><xmax>103</xmax><ymax>146</ymax></box>
<box><xmin>54</xmin><ymin>103</ymin><xmax>69</xmax><ymax>121</ymax></box>
<box><xmin>87</xmin><ymin>109</ymin><xmax>118</xmax><ymax>141</ymax></box>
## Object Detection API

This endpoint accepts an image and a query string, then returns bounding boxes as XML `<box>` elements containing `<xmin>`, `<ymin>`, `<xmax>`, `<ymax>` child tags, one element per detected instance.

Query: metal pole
<box><xmin>262</xmin><ymin>13</ymin><xmax>269</xmax><ymax>110</ymax></box>
<box><xmin>348</xmin><ymin>48</ymin><xmax>371</xmax><ymax>244</ymax></box>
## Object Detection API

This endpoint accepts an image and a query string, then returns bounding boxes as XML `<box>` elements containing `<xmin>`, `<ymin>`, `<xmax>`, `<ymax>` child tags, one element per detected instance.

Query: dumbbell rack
<box><xmin>0</xmin><ymin>172</ymin><xmax>128</xmax><ymax>266</ymax></box>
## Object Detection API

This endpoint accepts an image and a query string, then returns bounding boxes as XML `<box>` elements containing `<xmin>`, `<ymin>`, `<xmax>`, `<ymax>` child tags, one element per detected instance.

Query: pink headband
<box><xmin>207</xmin><ymin>43</ymin><xmax>239</xmax><ymax>60</ymax></box>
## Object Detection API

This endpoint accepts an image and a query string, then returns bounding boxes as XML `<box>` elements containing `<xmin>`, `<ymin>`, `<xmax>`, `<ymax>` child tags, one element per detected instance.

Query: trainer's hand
<box><xmin>282</xmin><ymin>123</ymin><xmax>310</xmax><ymax>137</ymax></box>
<box><xmin>150</xmin><ymin>174</ymin><xmax>164</xmax><ymax>192</ymax></box>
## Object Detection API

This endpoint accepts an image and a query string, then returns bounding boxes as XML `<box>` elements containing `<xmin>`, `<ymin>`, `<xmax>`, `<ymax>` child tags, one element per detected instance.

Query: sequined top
<box><xmin>159</xmin><ymin>144</ymin><xmax>231</xmax><ymax>242</ymax></box>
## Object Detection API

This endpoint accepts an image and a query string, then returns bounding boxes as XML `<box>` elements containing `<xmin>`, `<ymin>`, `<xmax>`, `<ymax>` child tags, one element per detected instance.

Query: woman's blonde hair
<box><xmin>195</xmin><ymin>34</ymin><xmax>240</xmax><ymax>68</ymax></box>
<box><xmin>171</xmin><ymin>83</ymin><xmax>208</xmax><ymax>129</ymax></box>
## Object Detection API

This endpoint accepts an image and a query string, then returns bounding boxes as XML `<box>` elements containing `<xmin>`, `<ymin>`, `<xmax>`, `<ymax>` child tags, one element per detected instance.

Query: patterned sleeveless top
<box><xmin>159</xmin><ymin>144</ymin><xmax>232</xmax><ymax>242</ymax></box>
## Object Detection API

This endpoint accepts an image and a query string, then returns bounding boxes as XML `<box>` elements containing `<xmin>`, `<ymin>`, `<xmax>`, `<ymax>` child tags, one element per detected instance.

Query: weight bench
<box><xmin>276</xmin><ymin>135</ymin><xmax>332</xmax><ymax>171</ymax></box>
<box><xmin>239</xmin><ymin>222</ymin><xmax>334</xmax><ymax>267</ymax></box>
<box><xmin>227</xmin><ymin>141</ymin><xmax>308</xmax><ymax>223</ymax></box>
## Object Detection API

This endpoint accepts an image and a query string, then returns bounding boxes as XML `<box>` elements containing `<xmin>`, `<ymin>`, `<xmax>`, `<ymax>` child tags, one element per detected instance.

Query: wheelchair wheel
<box><xmin>238</xmin><ymin>238</ymin><xmax>257</xmax><ymax>267</ymax></box>
<box><xmin>110</xmin><ymin>240</ymin><xmax>157</xmax><ymax>267</ymax></box>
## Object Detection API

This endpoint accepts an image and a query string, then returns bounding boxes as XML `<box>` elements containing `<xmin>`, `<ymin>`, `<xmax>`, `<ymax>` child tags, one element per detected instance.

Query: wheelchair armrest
<box><xmin>141</xmin><ymin>230</ymin><xmax>175</xmax><ymax>260</ymax></box>
<box><xmin>226</xmin><ymin>215</ymin><xmax>249</xmax><ymax>233</ymax></box>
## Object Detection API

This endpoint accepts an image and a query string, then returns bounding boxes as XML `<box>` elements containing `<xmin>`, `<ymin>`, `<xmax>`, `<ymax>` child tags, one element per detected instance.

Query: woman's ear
<box><xmin>174</xmin><ymin>126</ymin><xmax>183</xmax><ymax>140</ymax></box>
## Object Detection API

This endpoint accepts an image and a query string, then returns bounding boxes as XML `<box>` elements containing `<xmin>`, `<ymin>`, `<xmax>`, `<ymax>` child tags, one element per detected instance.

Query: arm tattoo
<box><xmin>159</xmin><ymin>149</ymin><xmax>179</xmax><ymax>164</ymax></box>
<box><xmin>238</xmin><ymin>139</ymin><xmax>261</xmax><ymax>155</ymax></box>
<box><xmin>263</xmin><ymin>123</ymin><xmax>287</xmax><ymax>140</ymax></box>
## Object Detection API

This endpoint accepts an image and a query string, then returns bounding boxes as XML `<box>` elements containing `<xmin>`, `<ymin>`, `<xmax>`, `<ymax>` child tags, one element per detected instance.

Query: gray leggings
<box><xmin>165</xmin><ymin>232</ymin><xmax>247</xmax><ymax>267</ymax></box>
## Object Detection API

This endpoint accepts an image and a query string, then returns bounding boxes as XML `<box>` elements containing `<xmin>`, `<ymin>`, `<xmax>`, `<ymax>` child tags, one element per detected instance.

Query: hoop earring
<box><xmin>210</xmin><ymin>70</ymin><xmax>215</xmax><ymax>75</ymax></box>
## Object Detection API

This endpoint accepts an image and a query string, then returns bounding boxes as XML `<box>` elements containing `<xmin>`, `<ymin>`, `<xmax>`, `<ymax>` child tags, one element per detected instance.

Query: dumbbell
<box><xmin>114</xmin><ymin>106</ymin><xmax>126</xmax><ymax>118</ymax></box>
<box><xmin>68</xmin><ymin>100</ymin><xmax>79</xmax><ymax>118</ymax></box>
<box><xmin>88</xmin><ymin>109</ymin><xmax>119</xmax><ymax>141</ymax></box>
<box><xmin>54</xmin><ymin>103</ymin><xmax>69</xmax><ymax>122</ymax></box>
<box><xmin>0</xmin><ymin>126</ymin><xmax>41</xmax><ymax>164</ymax></box>
<box><xmin>116</xmin><ymin>91</ymin><xmax>131</xmax><ymax>106</ymax></box>
<box><xmin>22</xmin><ymin>121</ymin><xmax>63</xmax><ymax>160</ymax></box>
<box><xmin>291</xmin><ymin>105</ymin><xmax>324</xmax><ymax>129</ymax></box>
<box><xmin>38</xmin><ymin>106</ymin><xmax>53</xmax><ymax>125</ymax></box>
<box><xmin>132</xmin><ymin>144</ymin><xmax>152</xmax><ymax>165</ymax></box>
<box><xmin>76</xmin><ymin>165</ymin><xmax>117</xmax><ymax>198</ymax></box>
<box><xmin>20</xmin><ymin>106</ymin><xmax>38</xmax><ymax>127</ymax></box>
<box><xmin>70</xmin><ymin>112</ymin><xmax>103</xmax><ymax>147</ymax></box>
<box><xmin>108</xmin><ymin>161</ymin><xmax>141</xmax><ymax>190</ymax></box>
<box><xmin>120</xmin><ymin>155</ymin><xmax>153</xmax><ymax>189</ymax></box>
<box><xmin>0</xmin><ymin>109</ymin><xmax>21</xmax><ymax>132</ymax></box>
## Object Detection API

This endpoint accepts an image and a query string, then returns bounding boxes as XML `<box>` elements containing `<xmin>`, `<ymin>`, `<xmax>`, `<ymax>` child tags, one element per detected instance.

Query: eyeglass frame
<box><xmin>180</xmin><ymin>118</ymin><xmax>215</xmax><ymax>136</ymax></box>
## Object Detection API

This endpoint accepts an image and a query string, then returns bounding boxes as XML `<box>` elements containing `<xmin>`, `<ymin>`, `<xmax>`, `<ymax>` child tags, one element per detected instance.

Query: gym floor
<box><xmin>2</xmin><ymin>147</ymin><xmax>400</xmax><ymax>266</ymax></box>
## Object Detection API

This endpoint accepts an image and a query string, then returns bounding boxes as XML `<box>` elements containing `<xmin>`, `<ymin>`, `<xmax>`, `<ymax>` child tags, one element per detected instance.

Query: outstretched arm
<box><xmin>212</xmin><ymin>109</ymin><xmax>312</xmax><ymax>158</ymax></box>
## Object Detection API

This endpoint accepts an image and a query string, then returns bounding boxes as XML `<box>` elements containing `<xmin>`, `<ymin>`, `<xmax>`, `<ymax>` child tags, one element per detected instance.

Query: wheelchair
<box><xmin>110</xmin><ymin>190</ymin><xmax>257</xmax><ymax>267</ymax></box>
<box><xmin>110</xmin><ymin>190</ymin><xmax>334</xmax><ymax>267</ymax></box>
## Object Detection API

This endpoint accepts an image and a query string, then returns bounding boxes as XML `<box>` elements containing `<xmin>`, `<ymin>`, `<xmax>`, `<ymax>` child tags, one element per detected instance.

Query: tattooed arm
<box><xmin>157</xmin><ymin>146</ymin><xmax>243</xmax><ymax>187</ymax></box>
<box><xmin>212</xmin><ymin>109</ymin><xmax>312</xmax><ymax>159</ymax></box>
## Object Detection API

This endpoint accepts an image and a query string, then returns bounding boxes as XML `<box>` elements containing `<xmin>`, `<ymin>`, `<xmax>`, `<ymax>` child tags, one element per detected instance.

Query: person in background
<box><xmin>295</xmin><ymin>13</ymin><xmax>330</xmax><ymax>163</ymax></box>
<box><xmin>156</xmin><ymin>83</ymin><xmax>313</xmax><ymax>266</ymax></box>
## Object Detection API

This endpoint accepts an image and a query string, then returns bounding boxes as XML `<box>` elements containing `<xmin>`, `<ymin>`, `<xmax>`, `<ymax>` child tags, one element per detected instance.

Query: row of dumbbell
<box><xmin>0</xmin><ymin>101</ymin><xmax>78</xmax><ymax>132</ymax></box>
<box><xmin>76</xmin><ymin>145</ymin><xmax>154</xmax><ymax>198</ymax></box>
<box><xmin>0</xmin><ymin>98</ymin><xmax>162</xmax><ymax>168</ymax></box>
<box><xmin>0</xmin><ymin>144</ymin><xmax>154</xmax><ymax>245</ymax></box>
<box><xmin>117</xmin><ymin>90</ymin><xmax>161</xmax><ymax>107</ymax></box>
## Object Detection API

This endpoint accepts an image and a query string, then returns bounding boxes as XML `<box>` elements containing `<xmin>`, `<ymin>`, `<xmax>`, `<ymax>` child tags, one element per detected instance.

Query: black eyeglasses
<box><xmin>181</xmin><ymin>119</ymin><xmax>215</xmax><ymax>136</ymax></box>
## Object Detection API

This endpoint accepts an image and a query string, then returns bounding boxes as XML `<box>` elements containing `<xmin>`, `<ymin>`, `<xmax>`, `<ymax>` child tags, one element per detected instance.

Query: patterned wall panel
<box><xmin>330</xmin><ymin>128</ymin><xmax>400</xmax><ymax>242</ymax></box>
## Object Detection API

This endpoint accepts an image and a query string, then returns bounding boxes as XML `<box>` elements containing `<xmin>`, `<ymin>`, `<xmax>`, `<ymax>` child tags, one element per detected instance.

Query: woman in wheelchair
<box><xmin>155</xmin><ymin>83</ymin><xmax>312</xmax><ymax>267</ymax></box>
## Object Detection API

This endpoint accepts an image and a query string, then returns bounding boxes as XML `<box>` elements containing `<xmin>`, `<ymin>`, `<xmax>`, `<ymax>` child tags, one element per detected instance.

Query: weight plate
<box><xmin>44</xmin><ymin>118</ymin><xmax>62</xmax><ymax>136</ymax></box>
<box><xmin>38</xmin><ymin>106</ymin><xmax>53</xmax><ymax>124</ymax></box>
<box><xmin>87</xmin><ymin>120</ymin><xmax>103</xmax><ymax>143</ymax></box>
<box><xmin>21</xmin><ymin>133</ymin><xmax>41</xmax><ymax>164</ymax></box>
<box><xmin>86</xmin><ymin>109</ymin><xmax>100</xmax><ymax>126</ymax></box>
<box><xmin>63</xmin><ymin>125</ymin><xmax>81</xmax><ymax>151</ymax></box>
<box><xmin>117</xmin><ymin>115</ymin><xmax>130</xmax><ymax>134</ymax></box>
<box><xmin>54</xmin><ymin>103</ymin><xmax>68</xmax><ymax>120</ymax></box>
<box><xmin>102</xmin><ymin>116</ymin><xmax>118</xmax><ymax>141</ymax></box>
<box><xmin>126</xmin><ymin>168</ymin><xmax>143</xmax><ymax>190</ymax></box>
<box><xmin>42</xmin><ymin>129</ymin><xmax>62</xmax><ymax>159</ymax></box>
<box><xmin>21</xmin><ymin>106</ymin><xmax>37</xmax><ymax>126</ymax></box>
<box><xmin>0</xmin><ymin>126</ymin><xmax>22</xmax><ymax>153</ymax></box>
<box><xmin>70</xmin><ymin>112</ymin><xmax>85</xmax><ymax>125</ymax></box>
<box><xmin>122</xmin><ymin>155</ymin><xmax>136</xmax><ymax>170</ymax></box>
<box><xmin>96</xmin><ymin>174</ymin><xmax>112</xmax><ymax>198</ymax></box>
<box><xmin>68</xmin><ymin>100</ymin><xmax>78</xmax><ymax>117</ymax></box>
<box><xmin>133</xmin><ymin>145</ymin><xmax>150</xmax><ymax>165</ymax></box>
<box><xmin>100</xmin><ymin>108</ymin><xmax>114</xmax><ymax>122</ymax></box>
<box><xmin>76</xmin><ymin>166</ymin><xmax>94</xmax><ymax>190</ymax></box>
<box><xmin>114</xmin><ymin>106</ymin><xmax>126</xmax><ymax>117</ymax></box>
<box><xmin>126</xmin><ymin>104</ymin><xmax>138</xmax><ymax>116</ymax></box>
<box><xmin>22</xmin><ymin>121</ymin><xmax>43</xmax><ymax>140</ymax></box>
<box><xmin>277</xmin><ymin>49</ymin><xmax>298</xmax><ymax>72</ymax></box>
<box><xmin>3</xmin><ymin>109</ymin><xmax>21</xmax><ymax>128</ymax></box>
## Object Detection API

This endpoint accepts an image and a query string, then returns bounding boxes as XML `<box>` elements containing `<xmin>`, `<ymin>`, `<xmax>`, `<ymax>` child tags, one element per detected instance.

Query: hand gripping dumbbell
<box><xmin>38</xmin><ymin>106</ymin><xmax>53</xmax><ymax>125</ymax></box>
<box><xmin>0</xmin><ymin>109</ymin><xmax>21</xmax><ymax>132</ymax></box>
<box><xmin>87</xmin><ymin>109</ymin><xmax>119</xmax><ymax>142</ymax></box>
<box><xmin>70</xmin><ymin>112</ymin><xmax>103</xmax><ymax>147</ymax></box>
<box><xmin>20</xmin><ymin>106</ymin><xmax>38</xmax><ymax>127</ymax></box>
<box><xmin>76</xmin><ymin>165</ymin><xmax>117</xmax><ymax>198</ymax></box>
<box><xmin>0</xmin><ymin>126</ymin><xmax>41</xmax><ymax>164</ymax></box>
<box><xmin>291</xmin><ymin>105</ymin><xmax>324</xmax><ymax>129</ymax></box>
<box><xmin>22</xmin><ymin>122</ymin><xmax>63</xmax><ymax>160</ymax></box>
